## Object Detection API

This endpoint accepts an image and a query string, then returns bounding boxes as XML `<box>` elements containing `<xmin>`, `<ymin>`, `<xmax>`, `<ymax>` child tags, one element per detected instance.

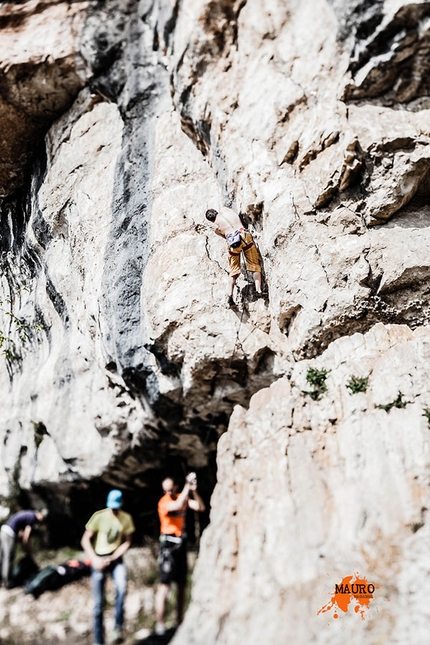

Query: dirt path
<box><xmin>0</xmin><ymin>547</ymin><xmax>188</xmax><ymax>644</ymax></box>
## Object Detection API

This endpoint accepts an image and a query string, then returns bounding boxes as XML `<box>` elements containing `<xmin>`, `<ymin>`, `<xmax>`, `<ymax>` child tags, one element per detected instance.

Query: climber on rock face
<box><xmin>206</xmin><ymin>206</ymin><xmax>262</xmax><ymax>307</ymax></box>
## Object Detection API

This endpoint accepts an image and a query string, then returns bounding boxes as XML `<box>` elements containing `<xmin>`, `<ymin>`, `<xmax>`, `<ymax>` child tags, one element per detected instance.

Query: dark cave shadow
<box><xmin>135</xmin><ymin>627</ymin><xmax>177</xmax><ymax>645</ymax></box>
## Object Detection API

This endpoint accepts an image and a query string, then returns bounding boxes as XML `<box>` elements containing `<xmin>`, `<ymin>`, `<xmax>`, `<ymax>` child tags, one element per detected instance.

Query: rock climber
<box><xmin>0</xmin><ymin>508</ymin><xmax>48</xmax><ymax>588</ymax></box>
<box><xmin>81</xmin><ymin>490</ymin><xmax>135</xmax><ymax>645</ymax></box>
<box><xmin>155</xmin><ymin>473</ymin><xmax>205</xmax><ymax>636</ymax></box>
<box><xmin>206</xmin><ymin>206</ymin><xmax>262</xmax><ymax>307</ymax></box>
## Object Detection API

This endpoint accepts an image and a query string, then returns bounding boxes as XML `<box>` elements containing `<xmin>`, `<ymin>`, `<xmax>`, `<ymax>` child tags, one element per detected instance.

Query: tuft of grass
<box><xmin>376</xmin><ymin>392</ymin><xmax>407</xmax><ymax>412</ymax></box>
<box><xmin>302</xmin><ymin>367</ymin><xmax>330</xmax><ymax>401</ymax></box>
<box><xmin>32</xmin><ymin>421</ymin><xmax>49</xmax><ymax>450</ymax></box>
<box><xmin>346</xmin><ymin>375</ymin><xmax>369</xmax><ymax>394</ymax></box>
<box><xmin>423</xmin><ymin>407</ymin><xmax>430</xmax><ymax>429</ymax></box>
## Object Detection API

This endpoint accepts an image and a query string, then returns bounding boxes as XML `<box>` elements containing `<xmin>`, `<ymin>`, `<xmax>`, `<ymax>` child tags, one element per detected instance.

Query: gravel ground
<box><xmin>0</xmin><ymin>546</ymin><xmax>193</xmax><ymax>644</ymax></box>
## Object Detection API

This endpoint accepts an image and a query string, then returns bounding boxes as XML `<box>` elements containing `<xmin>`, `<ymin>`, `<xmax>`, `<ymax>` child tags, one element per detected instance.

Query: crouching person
<box><xmin>81</xmin><ymin>490</ymin><xmax>135</xmax><ymax>645</ymax></box>
<box><xmin>0</xmin><ymin>508</ymin><xmax>47</xmax><ymax>588</ymax></box>
<box><xmin>155</xmin><ymin>473</ymin><xmax>205</xmax><ymax>635</ymax></box>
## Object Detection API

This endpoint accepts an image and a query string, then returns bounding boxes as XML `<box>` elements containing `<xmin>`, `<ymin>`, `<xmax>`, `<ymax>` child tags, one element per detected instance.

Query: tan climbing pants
<box><xmin>227</xmin><ymin>230</ymin><xmax>261</xmax><ymax>277</ymax></box>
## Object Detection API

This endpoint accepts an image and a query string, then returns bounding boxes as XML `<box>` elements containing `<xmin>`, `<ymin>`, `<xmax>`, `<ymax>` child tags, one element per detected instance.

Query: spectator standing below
<box><xmin>0</xmin><ymin>508</ymin><xmax>47</xmax><ymax>588</ymax></box>
<box><xmin>206</xmin><ymin>206</ymin><xmax>263</xmax><ymax>307</ymax></box>
<box><xmin>155</xmin><ymin>473</ymin><xmax>205</xmax><ymax>635</ymax></box>
<box><xmin>81</xmin><ymin>490</ymin><xmax>135</xmax><ymax>645</ymax></box>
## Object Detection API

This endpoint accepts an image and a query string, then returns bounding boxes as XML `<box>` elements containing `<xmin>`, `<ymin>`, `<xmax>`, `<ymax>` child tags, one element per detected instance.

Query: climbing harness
<box><xmin>226</xmin><ymin>229</ymin><xmax>242</xmax><ymax>248</ymax></box>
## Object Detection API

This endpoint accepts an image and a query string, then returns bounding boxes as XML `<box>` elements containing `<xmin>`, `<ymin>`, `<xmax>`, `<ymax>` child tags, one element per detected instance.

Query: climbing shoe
<box><xmin>227</xmin><ymin>296</ymin><xmax>236</xmax><ymax>308</ymax></box>
<box><xmin>155</xmin><ymin>623</ymin><xmax>166</xmax><ymax>636</ymax></box>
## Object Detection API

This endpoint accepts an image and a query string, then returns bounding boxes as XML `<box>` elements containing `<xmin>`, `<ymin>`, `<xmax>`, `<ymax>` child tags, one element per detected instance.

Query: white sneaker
<box><xmin>111</xmin><ymin>628</ymin><xmax>124</xmax><ymax>644</ymax></box>
<box><xmin>155</xmin><ymin>623</ymin><xmax>166</xmax><ymax>636</ymax></box>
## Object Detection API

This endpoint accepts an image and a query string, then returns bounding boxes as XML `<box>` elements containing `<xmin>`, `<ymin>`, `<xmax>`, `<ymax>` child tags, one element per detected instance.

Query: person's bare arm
<box><xmin>21</xmin><ymin>525</ymin><xmax>33</xmax><ymax>555</ymax></box>
<box><xmin>167</xmin><ymin>483</ymin><xmax>191</xmax><ymax>512</ymax></box>
<box><xmin>186</xmin><ymin>473</ymin><xmax>206</xmax><ymax>512</ymax></box>
<box><xmin>81</xmin><ymin>529</ymin><xmax>110</xmax><ymax>570</ymax></box>
<box><xmin>188</xmin><ymin>490</ymin><xmax>205</xmax><ymax>512</ymax></box>
<box><xmin>108</xmin><ymin>534</ymin><xmax>132</xmax><ymax>562</ymax></box>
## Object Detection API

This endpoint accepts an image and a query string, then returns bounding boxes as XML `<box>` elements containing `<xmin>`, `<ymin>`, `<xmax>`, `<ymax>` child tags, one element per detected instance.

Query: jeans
<box><xmin>91</xmin><ymin>560</ymin><xmax>127</xmax><ymax>645</ymax></box>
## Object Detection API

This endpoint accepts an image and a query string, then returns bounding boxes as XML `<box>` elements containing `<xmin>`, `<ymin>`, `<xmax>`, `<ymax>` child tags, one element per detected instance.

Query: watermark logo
<box><xmin>317</xmin><ymin>573</ymin><xmax>379</xmax><ymax>620</ymax></box>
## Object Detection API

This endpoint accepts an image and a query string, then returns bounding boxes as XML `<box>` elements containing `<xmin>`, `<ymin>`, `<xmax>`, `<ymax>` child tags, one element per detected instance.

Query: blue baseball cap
<box><xmin>107</xmin><ymin>490</ymin><xmax>123</xmax><ymax>509</ymax></box>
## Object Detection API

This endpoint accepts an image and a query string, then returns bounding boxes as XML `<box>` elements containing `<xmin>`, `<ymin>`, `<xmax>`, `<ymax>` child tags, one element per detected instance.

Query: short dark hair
<box><xmin>205</xmin><ymin>209</ymin><xmax>218</xmax><ymax>222</ymax></box>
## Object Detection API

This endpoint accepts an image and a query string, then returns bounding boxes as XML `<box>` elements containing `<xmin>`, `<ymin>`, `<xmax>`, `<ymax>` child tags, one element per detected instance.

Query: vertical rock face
<box><xmin>0</xmin><ymin>1</ymin><xmax>89</xmax><ymax>197</ymax></box>
<box><xmin>0</xmin><ymin>0</ymin><xmax>286</xmax><ymax>504</ymax></box>
<box><xmin>0</xmin><ymin>0</ymin><xmax>172</xmax><ymax>499</ymax></box>
<box><xmin>176</xmin><ymin>324</ymin><xmax>430</xmax><ymax>644</ymax></box>
<box><xmin>0</xmin><ymin>0</ymin><xmax>430</xmax><ymax>640</ymax></box>
<box><xmin>167</xmin><ymin>0</ymin><xmax>430</xmax><ymax>358</ymax></box>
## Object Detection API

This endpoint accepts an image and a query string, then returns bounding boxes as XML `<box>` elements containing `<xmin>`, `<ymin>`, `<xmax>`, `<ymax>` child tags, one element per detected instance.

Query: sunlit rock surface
<box><xmin>176</xmin><ymin>324</ymin><xmax>430</xmax><ymax>645</ymax></box>
<box><xmin>0</xmin><ymin>1</ymin><xmax>89</xmax><ymax>198</ymax></box>
<box><xmin>0</xmin><ymin>0</ymin><xmax>429</xmax><ymax>641</ymax></box>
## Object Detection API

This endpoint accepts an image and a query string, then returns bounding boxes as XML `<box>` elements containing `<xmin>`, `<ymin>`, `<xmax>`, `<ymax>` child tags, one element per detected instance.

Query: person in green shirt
<box><xmin>81</xmin><ymin>490</ymin><xmax>135</xmax><ymax>645</ymax></box>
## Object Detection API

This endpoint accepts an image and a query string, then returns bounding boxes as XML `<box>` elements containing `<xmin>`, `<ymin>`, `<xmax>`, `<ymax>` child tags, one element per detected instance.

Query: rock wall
<box><xmin>0</xmin><ymin>0</ymin><xmax>429</xmax><ymax>641</ymax></box>
<box><xmin>176</xmin><ymin>324</ymin><xmax>430</xmax><ymax>644</ymax></box>
<box><xmin>0</xmin><ymin>0</ymin><xmax>286</xmax><ymax>506</ymax></box>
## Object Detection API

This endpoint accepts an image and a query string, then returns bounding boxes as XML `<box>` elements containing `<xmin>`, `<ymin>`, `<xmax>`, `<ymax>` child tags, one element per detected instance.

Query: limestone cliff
<box><xmin>177</xmin><ymin>324</ymin><xmax>430</xmax><ymax>644</ymax></box>
<box><xmin>0</xmin><ymin>0</ymin><xmax>429</xmax><ymax>642</ymax></box>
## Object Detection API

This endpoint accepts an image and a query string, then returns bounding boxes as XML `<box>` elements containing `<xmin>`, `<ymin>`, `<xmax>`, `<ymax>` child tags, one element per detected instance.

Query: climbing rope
<box><xmin>188</xmin><ymin>222</ymin><xmax>266</xmax><ymax>542</ymax></box>
<box><xmin>204</xmin><ymin>276</ymin><xmax>250</xmax><ymax>446</ymax></box>
<box><xmin>192</xmin><ymin>261</ymin><xmax>252</xmax><ymax>545</ymax></box>
<box><xmin>205</xmin><ymin>226</ymin><xmax>266</xmax><ymax>440</ymax></box>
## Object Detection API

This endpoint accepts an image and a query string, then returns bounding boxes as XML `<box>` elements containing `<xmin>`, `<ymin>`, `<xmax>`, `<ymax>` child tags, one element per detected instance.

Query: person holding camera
<box><xmin>155</xmin><ymin>473</ymin><xmax>205</xmax><ymax>635</ymax></box>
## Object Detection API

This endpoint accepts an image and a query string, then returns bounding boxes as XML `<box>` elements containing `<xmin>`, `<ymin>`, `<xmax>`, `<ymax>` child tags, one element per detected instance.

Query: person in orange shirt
<box><xmin>155</xmin><ymin>473</ymin><xmax>205</xmax><ymax>635</ymax></box>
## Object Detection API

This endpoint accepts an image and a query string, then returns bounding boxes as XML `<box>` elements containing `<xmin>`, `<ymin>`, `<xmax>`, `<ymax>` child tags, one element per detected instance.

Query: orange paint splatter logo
<box><xmin>317</xmin><ymin>573</ymin><xmax>379</xmax><ymax>620</ymax></box>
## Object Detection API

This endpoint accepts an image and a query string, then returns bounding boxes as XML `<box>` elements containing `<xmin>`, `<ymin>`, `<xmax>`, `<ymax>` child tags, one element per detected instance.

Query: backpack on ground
<box><xmin>24</xmin><ymin>559</ymin><xmax>92</xmax><ymax>598</ymax></box>
<box><xmin>25</xmin><ymin>565</ymin><xmax>63</xmax><ymax>598</ymax></box>
<box><xmin>12</xmin><ymin>555</ymin><xmax>39</xmax><ymax>587</ymax></box>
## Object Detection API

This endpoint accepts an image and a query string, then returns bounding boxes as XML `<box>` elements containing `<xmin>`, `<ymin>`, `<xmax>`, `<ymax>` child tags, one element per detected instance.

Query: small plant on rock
<box><xmin>0</xmin><ymin>329</ymin><xmax>18</xmax><ymax>361</ymax></box>
<box><xmin>422</xmin><ymin>407</ymin><xmax>430</xmax><ymax>429</ymax></box>
<box><xmin>32</xmin><ymin>421</ymin><xmax>48</xmax><ymax>450</ymax></box>
<box><xmin>346</xmin><ymin>375</ymin><xmax>369</xmax><ymax>394</ymax></box>
<box><xmin>0</xmin><ymin>286</ymin><xmax>45</xmax><ymax>363</ymax></box>
<box><xmin>410</xmin><ymin>522</ymin><xmax>424</xmax><ymax>534</ymax></box>
<box><xmin>376</xmin><ymin>392</ymin><xmax>408</xmax><ymax>412</ymax></box>
<box><xmin>302</xmin><ymin>367</ymin><xmax>330</xmax><ymax>401</ymax></box>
